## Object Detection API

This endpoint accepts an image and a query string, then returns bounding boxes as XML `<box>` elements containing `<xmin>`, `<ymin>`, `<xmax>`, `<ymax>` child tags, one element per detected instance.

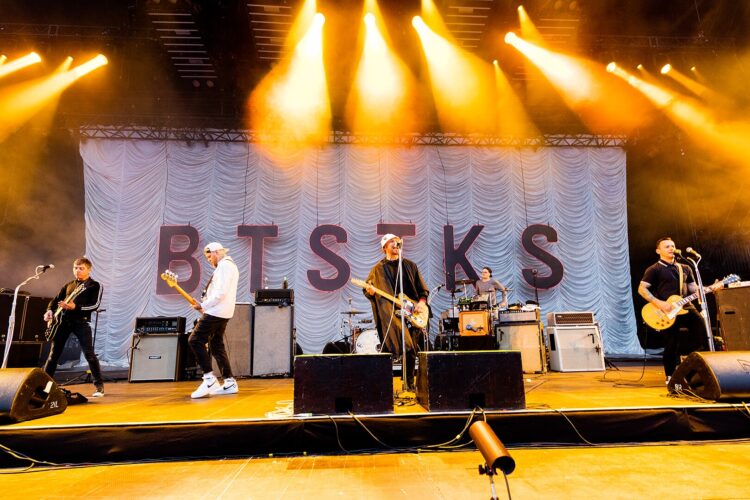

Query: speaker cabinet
<box><xmin>128</xmin><ymin>334</ymin><xmax>180</xmax><ymax>382</ymax></box>
<box><xmin>250</xmin><ymin>304</ymin><xmax>293</xmax><ymax>377</ymax></box>
<box><xmin>434</xmin><ymin>334</ymin><xmax>496</xmax><ymax>351</ymax></box>
<box><xmin>212</xmin><ymin>303</ymin><xmax>251</xmax><ymax>377</ymax></box>
<box><xmin>669</xmin><ymin>351</ymin><xmax>750</xmax><ymax>400</ymax></box>
<box><xmin>1</xmin><ymin>294</ymin><xmax>51</xmax><ymax>342</ymax></box>
<box><xmin>293</xmin><ymin>354</ymin><xmax>393</xmax><ymax>415</ymax></box>
<box><xmin>459</xmin><ymin>310</ymin><xmax>490</xmax><ymax>336</ymax></box>
<box><xmin>0</xmin><ymin>368</ymin><xmax>67</xmax><ymax>423</ymax></box>
<box><xmin>715</xmin><ymin>287</ymin><xmax>750</xmax><ymax>350</ymax></box>
<box><xmin>0</xmin><ymin>341</ymin><xmax>45</xmax><ymax>368</ymax></box>
<box><xmin>546</xmin><ymin>325</ymin><xmax>605</xmax><ymax>372</ymax></box>
<box><xmin>495</xmin><ymin>322</ymin><xmax>546</xmax><ymax>373</ymax></box>
<box><xmin>416</xmin><ymin>351</ymin><xmax>525</xmax><ymax>411</ymax></box>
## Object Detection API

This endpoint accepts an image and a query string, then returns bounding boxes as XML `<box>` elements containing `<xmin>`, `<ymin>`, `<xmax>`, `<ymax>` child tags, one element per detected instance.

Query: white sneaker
<box><xmin>210</xmin><ymin>377</ymin><xmax>238</xmax><ymax>396</ymax></box>
<box><xmin>92</xmin><ymin>387</ymin><xmax>104</xmax><ymax>398</ymax></box>
<box><xmin>191</xmin><ymin>375</ymin><xmax>218</xmax><ymax>399</ymax></box>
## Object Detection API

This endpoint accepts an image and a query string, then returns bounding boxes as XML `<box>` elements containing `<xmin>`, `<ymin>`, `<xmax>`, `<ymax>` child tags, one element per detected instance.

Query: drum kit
<box><xmin>445</xmin><ymin>278</ymin><xmax>515</xmax><ymax>337</ymax></box>
<box><xmin>339</xmin><ymin>308</ymin><xmax>379</xmax><ymax>354</ymax></box>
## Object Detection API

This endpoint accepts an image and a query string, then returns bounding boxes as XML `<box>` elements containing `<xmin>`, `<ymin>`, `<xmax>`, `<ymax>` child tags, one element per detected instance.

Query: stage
<box><xmin>2</xmin><ymin>361</ymin><xmax>749</xmax><ymax>469</ymax></box>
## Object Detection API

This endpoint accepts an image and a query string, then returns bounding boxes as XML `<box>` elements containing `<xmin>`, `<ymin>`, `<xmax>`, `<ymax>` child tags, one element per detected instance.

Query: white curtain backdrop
<box><xmin>80</xmin><ymin>137</ymin><xmax>640</xmax><ymax>367</ymax></box>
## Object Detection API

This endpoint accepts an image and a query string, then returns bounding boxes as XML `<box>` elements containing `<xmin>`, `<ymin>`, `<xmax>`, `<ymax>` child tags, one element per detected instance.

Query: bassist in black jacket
<box><xmin>43</xmin><ymin>257</ymin><xmax>105</xmax><ymax>397</ymax></box>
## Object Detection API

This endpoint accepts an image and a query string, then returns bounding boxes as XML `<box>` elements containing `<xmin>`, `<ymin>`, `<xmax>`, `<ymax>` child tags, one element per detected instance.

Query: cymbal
<box><xmin>454</xmin><ymin>279</ymin><xmax>475</xmax><ymax>286</ymax></box>
<box><xmin>341</xmin><ymin>310</ymin><xmax>366</xmax><ymax>315</ymax></box>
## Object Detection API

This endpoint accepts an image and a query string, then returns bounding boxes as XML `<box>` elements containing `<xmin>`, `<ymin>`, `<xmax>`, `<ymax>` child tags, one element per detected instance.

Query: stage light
<box><xmin>504</xmin><ymin>32</ymin><xmax>518</xmax><ymax>44</ymax></box>
<box><xmin>349</xmin><ymin>5</ymin><xmax>413</xmax><ymax>134</ymax></box>
<box><xmin>690</xmin><ymin>66</ymin><xmax>697</xmax><ymax>72</ymax></box>
<box><xmin>637</xmin><ymin>64</ymin><xmax>644</xmax><ymax>70</ymax></box>
<box><xmin>0</xmin><ymin>52</ymin><xmax>43</xmax><ymax>79</ymax></box>
<box><xmin>413</xmin><ymin>10</ymin><xmax>495</xmax><ymax>132</ymax></box>
<box><xmin>660</xmin><ymin>63</ymin><xmax>672</xmax><ymax>75</ymax></box>
<box><xmin>0</xmin><ymin>55</ymin><xmax>6</xmax><ymax>65</ymax></box>
<box><xmin>606</xmin><ymin>62</ymin><xmax>616</xmax><ymax>73</ymax></box>
<box><xmin>470</xmin><ymin>420</ymin><xmax>515</xmax><ymax>475</ymax></box>
<box><xmin>70</xmin><ymin>54</ymin><xmax>108</xmax><ymax>78</ymax></box>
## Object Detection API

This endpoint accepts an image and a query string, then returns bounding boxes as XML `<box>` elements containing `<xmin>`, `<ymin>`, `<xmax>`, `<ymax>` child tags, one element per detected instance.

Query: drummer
<box><xmin>474</xmin><ymin>267</ymin><xmax>508</xmax><ymax>310</ymax></box>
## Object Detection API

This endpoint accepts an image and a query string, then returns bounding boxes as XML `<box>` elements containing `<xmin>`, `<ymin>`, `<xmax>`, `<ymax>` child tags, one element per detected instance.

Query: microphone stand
<box><xmin>425</xmin><ymin>283</ymin><xmax>444</xmax><ymax>353</ymax></box>
<box><xmin>683</xmin><ymin>253</ymin><xmax>715</xmax><ymax>351</ymax></box>
<box><xmin>2</xmin><ymin>267</ymin><xmax>47</xmax><ymax>369</ymax></box>
<box><xmin>397</xmin><ymin>245</ymin><xmax>409</xmax><ymax>391</ymax></box>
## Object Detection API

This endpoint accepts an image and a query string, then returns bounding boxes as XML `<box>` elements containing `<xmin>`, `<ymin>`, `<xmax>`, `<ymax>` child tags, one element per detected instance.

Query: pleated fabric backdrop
<box><xmin>79</xmin><ymin>137</ymin><xmax>640</xmax><ymax>367</ymax></box>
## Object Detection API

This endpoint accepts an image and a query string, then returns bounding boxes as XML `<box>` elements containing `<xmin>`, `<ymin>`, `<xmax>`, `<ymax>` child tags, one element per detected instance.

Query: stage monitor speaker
<box><xmin>0</xmin><ymin>368</ymin><xmax>67</xmax><ymax>423</ymax></box>
<box><xmin>293</xmin><ymin>354</ymin><xmax>393</xmax><ymax>415</ymax></box>
<box><xmin>416</xmin><ymin>351</ymin><xmax>525</xmax><ymax>411</ymax></box>
<box><xmin>669</xmin><ymin>351</ymin><xmax>750</xmax><ymax>401</ymax></box>
<box><xmin>212</xmin><ymin>303</ymin><xmax>251</xmax><ymax>377</ymax></box>
<box><xmin>128</xmin><ymin>334</ymin><xmax>180</xmax><ymax>382</ymax></box>
<box><xmin>546</xmin><ymin>325</ymin><xmax>605</xmax><ymax>372</ymax></box>
<box><xmin>251</xmin><ymin>304</ymin><xmax>293</xmax><ymax>377</ymax></box>
<box><xmin>715</xmin><ymin>287</ymin><xmax>750</xmax><ymax>350</ymax></box>
<box><xmin>496</xmin><ymin>322</ymin><xmax>546</xmax><ymax>373</ymax></box>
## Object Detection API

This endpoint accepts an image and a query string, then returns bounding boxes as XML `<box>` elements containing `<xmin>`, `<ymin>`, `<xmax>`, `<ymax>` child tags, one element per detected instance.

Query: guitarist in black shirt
<box><xmin>43</xmin><ymin>257</ymin><xmax>105</xmax><ymax>397</ymax></box>
<box><xmin>638</xmin><ymin>237</ymin><xmax>706</xmax><ymax>383</ymax></box>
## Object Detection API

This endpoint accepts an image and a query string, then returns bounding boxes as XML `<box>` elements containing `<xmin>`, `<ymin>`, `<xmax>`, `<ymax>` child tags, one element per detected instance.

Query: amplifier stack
<box><xmin>495</xmin><ymin>308</ymin><xmax>545</xmax><ymax>373</ymax></box>
<box><xmin>545</xmin><ymin>311</ymin><xmax>605</xmax><ymax>372</ymax></box>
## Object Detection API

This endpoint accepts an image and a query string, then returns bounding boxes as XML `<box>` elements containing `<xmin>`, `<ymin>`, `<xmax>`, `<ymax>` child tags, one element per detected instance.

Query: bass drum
<box><xmin>354</xmin><ymin>329</ymin><xmax>381</xmax><ymax>354</ymax></box>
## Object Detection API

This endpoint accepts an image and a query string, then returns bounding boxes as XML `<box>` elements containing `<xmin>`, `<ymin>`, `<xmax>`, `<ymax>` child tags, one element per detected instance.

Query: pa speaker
<box><xmin>128</xmin><ymin>333</ymin><xmax>180</xmax><ymax>382</ymax></box>
<box><xmin>416</xmin><ymin>351</ymin><xmax>525</xmax><ymax>411</ymax></box>
<box><xmin>0</xmin><ymin>368</ymin><xmax>67</xmax><ymax>423</ymax></box>
<box><xmin>294</xmin><ymin>354</ymin><xmax>393</xmax><ymax>415</ymax></box>
<box><xmin>668</xmin><ymin>351</ymin><xmax>750</xmax><ymax>401</ymax></box>
<box><xmin>251</xmin><ymin>304</ymin><xmax>293</xmax><ymax>376</ymax></box>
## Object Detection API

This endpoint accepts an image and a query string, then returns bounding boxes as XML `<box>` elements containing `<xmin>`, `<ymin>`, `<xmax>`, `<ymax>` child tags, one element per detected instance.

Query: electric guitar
<box><xmin>351</xmin><ymin>278</ymin><xmax>429</xmax><ymax>329</ymax></box>
<box><xmin>160</xmin><ymin>270</ymin><xmax>199</xmax><ymax>307</ymax></box>
<box><xmin>45</xmin><ymin>282</ymin><xmax>88</xmax><ymax>341</ymax></box>
<box><xmin>641</xmin><ymin>274</ymin><xmax>739</xmax><ymax>330</ymax></box>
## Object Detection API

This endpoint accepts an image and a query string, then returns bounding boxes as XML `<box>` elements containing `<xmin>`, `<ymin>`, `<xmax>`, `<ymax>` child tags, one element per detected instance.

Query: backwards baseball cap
<box><xmin>380</xmin><ymin>233</ymin><xmax>399</xmax><ymax>248</ymax></box>
<box><xmin>204</xmin><ymin>242</ymin><xmax>228</xmax><ymax>253</ymax></box>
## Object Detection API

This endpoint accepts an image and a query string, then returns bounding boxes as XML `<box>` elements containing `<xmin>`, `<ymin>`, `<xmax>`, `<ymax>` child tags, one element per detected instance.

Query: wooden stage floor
<box><xmin>9</xmin><ymin>363</ymin><xmax>713</xmax><ymax>428</ymax></box>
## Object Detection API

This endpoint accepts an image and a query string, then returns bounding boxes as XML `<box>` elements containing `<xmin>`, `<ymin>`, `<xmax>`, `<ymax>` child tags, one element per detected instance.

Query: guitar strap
<box><xmin>677</xmin><ymin>264</ymin><xmax>685</xmax><ymax>296</ymax></box>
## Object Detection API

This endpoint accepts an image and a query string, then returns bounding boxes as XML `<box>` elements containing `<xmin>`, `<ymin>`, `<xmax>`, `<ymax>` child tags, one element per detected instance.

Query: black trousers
<box><xmin>44</xmin><ymin>319</ymin><xmax>104</xmax><ymax>387</ymax></box>
<box><xmin>662</xmin><ymin>309</ymin><xmax>708</xmax><ymax>377</ymax></box>
<box><xmin>188</xmin><ymin>313</ymin><xmax>234</xmax><ymax>379</ymax></box>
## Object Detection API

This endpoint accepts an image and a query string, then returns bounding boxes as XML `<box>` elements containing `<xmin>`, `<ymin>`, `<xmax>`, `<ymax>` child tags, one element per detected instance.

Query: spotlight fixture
<box><xmin>470</xmin><ymin>421</ymin><xmax>515</xmax><ymax>475</ymax></box>
<box><xmin>470</xmin><ymin>421</ymin><xmax>515</xmax><ymax>499</ymax></box>
<box><xmin>660</xmin><ymin>63</ymin><xmax>672</xmax><ymax>75</ymax></box>
<box><xmin>606</xmin><ymin>62</ymin><xmax>616</xmax><ymax>73</ymax></box>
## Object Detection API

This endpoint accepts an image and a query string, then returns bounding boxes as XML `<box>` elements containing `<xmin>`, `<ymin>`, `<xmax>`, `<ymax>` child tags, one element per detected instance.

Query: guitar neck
<box><xmin>174</xmin><ymin>284</ymin><xmax>199</xmax><ymax>306</ymax></box>
<box><xmin>352</xmin><ymin>279</ymin><xmax>401</xmax><ymax>305</ymax></box>
<box><xmin>675</xmin><ymin>285</ymin><xmax>718</xmax><ymax>309</ymax></box>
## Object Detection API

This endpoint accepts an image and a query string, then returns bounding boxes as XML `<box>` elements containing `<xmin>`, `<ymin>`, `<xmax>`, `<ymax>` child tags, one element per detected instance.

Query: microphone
<box><xmin>686</xmin><ymin>247</ymin><xmax>702</xmax><ymax>259</ymax></box>
<box><xmin>40</xmin><ymin>264</ymin><xmax>55</xmax><ymax>272</ymax></box>
<box><xmin>674</xmin><ymin>249</ymin><xmax>683</xmax><ymax>256</ymax></box>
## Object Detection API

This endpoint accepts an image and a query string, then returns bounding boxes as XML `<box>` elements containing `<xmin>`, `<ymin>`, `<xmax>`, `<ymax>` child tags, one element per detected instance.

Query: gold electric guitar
<box><xmin>351</xmin><ymin>278</ymin><xmax>429</xmax><ymax>329</ymax></box>
<box><xmin>160</xmin><ymin>270</ymin><xmax>199</xmax><ymax>307</ymax></box>
<box><xmin>641</xmin><ymin>274</ymin><xmax>739</xmax><ymax>330</ymax></box>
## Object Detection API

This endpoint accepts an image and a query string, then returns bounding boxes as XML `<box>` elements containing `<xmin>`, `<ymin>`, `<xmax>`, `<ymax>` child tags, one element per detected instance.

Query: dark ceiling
<box><xmin>1</xmin><ymin>0</ymin><xmax>749</xmax><ymax>133</ymax></box>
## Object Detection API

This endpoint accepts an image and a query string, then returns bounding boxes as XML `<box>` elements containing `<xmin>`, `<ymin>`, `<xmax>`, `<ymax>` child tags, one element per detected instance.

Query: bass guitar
<box><xmin>641</xmin><ymin>274</ymin><xmax>739</xmax><ymax>330</ymax></box>
<box><xmin>45</xmin><ymin>282</ymin><xmax>88</xmax><ymax>341</ymax></box>
<box><xmin>351</xmin><ymin>278</ymin><xmax>429</xmax><ymax>329</ymax></box>
<box><xmin>160</xmin><ymin>270</ymin><xmax>199</xmax><ymax>307</ymax></box>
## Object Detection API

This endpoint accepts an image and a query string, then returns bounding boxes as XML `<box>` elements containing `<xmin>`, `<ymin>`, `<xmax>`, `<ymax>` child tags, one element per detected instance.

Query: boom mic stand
<box><xmin>2</xmin><ymin>266</ymin><xmax>50</xmax><ymax>369</ymax></box>
<box><xmin>682</xmin><ymin>252</ymin><xmax>715</xmax><ymax>351</ymax></box>
<box><xmin>397</xmin><ymin>244</ymin><xmax>410</xmax><ymax>391</ymax></box>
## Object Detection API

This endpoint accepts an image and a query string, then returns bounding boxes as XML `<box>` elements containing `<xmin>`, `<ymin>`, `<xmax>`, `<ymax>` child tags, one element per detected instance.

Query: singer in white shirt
<box><xmin>188</xmin><ymin>242</ymin><xmax>240</xmax><ymax>399</ymax></box>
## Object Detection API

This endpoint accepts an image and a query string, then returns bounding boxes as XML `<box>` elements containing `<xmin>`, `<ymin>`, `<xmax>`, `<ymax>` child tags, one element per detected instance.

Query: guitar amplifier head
<box><xmin>546</xmin><ymin>311</ymin><xmax>596</xmax><ymax>326</ymax></box>
<box><xmin>134</xmin><ymin>316</ymin><xmax>186</xmax><ymax>334</ymax></box>
<box><xmin>254</xmin><ymin>288</ymin><xmax>294</xmax><ymax>305</ymax></box>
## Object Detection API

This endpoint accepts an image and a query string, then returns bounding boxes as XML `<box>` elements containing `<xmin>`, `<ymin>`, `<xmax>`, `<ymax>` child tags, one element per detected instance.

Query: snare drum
<box><xmin>354</xmin><ymin>329</ymin><xmax>381</xmax><ymax>354</ymax></box>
